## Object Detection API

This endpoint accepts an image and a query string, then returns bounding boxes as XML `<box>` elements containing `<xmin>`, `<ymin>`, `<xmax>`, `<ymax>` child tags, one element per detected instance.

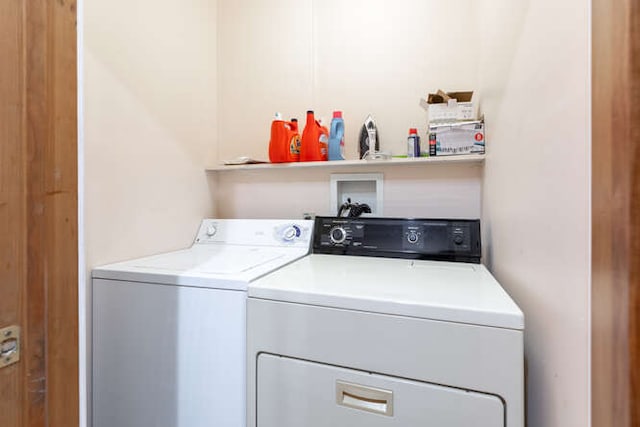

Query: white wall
<box><xmin>217</xmin><ymin>0</ymin><xmax>478</xmax><ymax>163</ymax></box>
<box><xmin>475</xmin><ymin>1</ymin><xmax>591</xmax><ymax>427</ymax></box>
<box><xmin>216</xmin><ymin>0</ymin><xmax>313</xmax><ymax>165</ymax></box>
<box><xmin>216</xmin><ymin>164</ymin><xmax>483</xmax><ymax>219</ymax></box>
<box><xmin>84</xmin><ymin>0</ymin><xmax>217</xmax><ymax>266</ymax></box>
<box><xmin>83</xmin><ymin>0</ymin><xmax>218</xmax><ymax>424</ymax></box>
<box><xmin>215</xmin><ymin>0</ymin><xmax>483</xmax><ymax>220</ymax></box>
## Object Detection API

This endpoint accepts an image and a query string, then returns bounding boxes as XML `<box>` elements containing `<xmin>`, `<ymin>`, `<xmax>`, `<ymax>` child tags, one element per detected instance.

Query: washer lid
<box><xmin>93</xmin><ymin>245</ymin><xmax>310</xmax><ymax>290</ymax></box>
<box><xmin>128</xmin><ymin>245</ymin><xmax>285</xmax><ymax>274</ymax></box>
<box><xmin>248</xmin><ymin>254</ymin><xmax>524</xmax><ymax>330</ymax></box>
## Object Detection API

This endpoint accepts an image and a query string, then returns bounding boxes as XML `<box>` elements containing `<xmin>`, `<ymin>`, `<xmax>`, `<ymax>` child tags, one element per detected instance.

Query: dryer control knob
<box><xmin>453</xmin><ymin>234</ymin><xmax>464</xmax><ymax>245</ymax></box>
<box><xmin>407</xmin><ymin>232</ymin><xmax>419</xmax><ymax>244</ymax></box>
<box><xmin>329</xmin><ymin>227</ymin><xmax>347</xmax><ymax>244</ymax></box>
<box><xmin>206</xmin><ymin>225</ymin><xmax>217</xmax><ymax>237</ymax></box>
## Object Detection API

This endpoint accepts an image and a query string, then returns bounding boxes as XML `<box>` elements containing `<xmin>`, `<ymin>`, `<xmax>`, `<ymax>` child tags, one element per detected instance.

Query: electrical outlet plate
<box><xmin>330</xmin><ymin>173</ymin><xmax>383</xmax><ymax>216</ymax></box>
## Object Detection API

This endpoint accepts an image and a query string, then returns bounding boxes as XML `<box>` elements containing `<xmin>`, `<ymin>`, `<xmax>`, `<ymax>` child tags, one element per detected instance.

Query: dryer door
<box><xmin>257</xmin><ymin>354</ymin><xmax>504</xmax><ymax>427</ymax></box>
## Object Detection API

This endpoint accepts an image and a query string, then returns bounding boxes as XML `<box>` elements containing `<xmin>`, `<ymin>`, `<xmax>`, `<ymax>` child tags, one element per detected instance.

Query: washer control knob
<box><xmin>407</xmin><ymin>232</ymin><xmax>419</xmax><ymax>244</ymax></box>
<box><xmin>282</xmin><ymin>225</ymin><xmax>299</xmax><ymax>241</ymax></box>
<box><xmin>453</xmin><ymin>234</ymin><xmax>464</xmax><ymax>245</ymax></box>
<box><xmin>329</xmin><ymin>227</ymin><xmax>347</xmax><ymax>244</ymax></box>
<box><xmin>206</xmin><ymin>225</ymin><xmax>217</xmax><ymax>237</ymax></box>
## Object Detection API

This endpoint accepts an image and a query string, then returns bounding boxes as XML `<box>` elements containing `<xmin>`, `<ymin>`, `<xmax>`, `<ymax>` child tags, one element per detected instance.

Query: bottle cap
<box><xmin>409</xmin><ymin>128</ymin><xmax>418</xmax><ymax>134</ymax></box>
<box><xmin>333</xmin><ymin>111</ymin><xmax>343</xmax><ymax>118</ymax></box>
<box><xmin>291</xmin><ymin>118</ymin><xmax>298</xmax><ymax>122</ymax></box>
<box><xmin>307</xmin><ymin>110</ymin><xmax>314</xmax><ymax>114</ymax></box>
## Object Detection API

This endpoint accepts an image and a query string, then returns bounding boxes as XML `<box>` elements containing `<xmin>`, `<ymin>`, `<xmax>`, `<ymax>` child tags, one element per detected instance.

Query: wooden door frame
<box><xmin>0</xmin><ymin>0</ymin><xmax>78</xmax><ymax>426</ymax></box>
<box><xmin>30</xmin><ymin>0</ymin><xmax>79</xmax><ymax>424</ymax></box>
<box><xmin>591</xmin><ymin>0</ymin><xmax>640</xmax><ymax>425</ymax></box>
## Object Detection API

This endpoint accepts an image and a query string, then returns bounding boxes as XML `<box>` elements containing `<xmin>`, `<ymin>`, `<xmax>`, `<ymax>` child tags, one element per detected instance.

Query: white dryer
<box><xmin>92</xmin><ymin>219</ymin><xmax>312</xmax><ymax>427</ymax></box>
<box><xmin>247</xmin><ymin>217</ymin><xmax>524</xmax><ymax>427</ymax></box>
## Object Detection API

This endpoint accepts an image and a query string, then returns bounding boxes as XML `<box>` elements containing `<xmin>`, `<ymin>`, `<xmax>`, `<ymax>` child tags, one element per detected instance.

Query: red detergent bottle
<box><xmin>269</xmin><ymin>113</ymin><xmax>300</xmax><ymax>163</ymax></box>
<box><xmin>300</xmin><ymin>110</ymin><xmax>329</xmax><ymax>162</ymax></box>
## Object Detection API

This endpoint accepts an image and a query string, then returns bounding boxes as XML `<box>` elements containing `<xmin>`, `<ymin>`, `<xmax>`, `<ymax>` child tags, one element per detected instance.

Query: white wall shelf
<box><xmin>206</xmin><ymin>154</ymin><xmax>485</xmax><ymax>172</ymax></box>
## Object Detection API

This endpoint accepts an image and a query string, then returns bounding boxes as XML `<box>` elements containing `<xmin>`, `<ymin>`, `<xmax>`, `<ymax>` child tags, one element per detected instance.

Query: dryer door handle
<box><xmin>335</xmin><ymin>381</ymin><xmax>393</xmax><ymax>416</ymax></box>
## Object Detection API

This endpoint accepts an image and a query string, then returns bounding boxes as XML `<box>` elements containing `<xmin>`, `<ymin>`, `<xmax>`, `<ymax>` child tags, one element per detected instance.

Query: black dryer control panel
<box><xmin>313</xmin><ymin>217</ymin><xmax>481</xmax><ymax>264</ymax></box>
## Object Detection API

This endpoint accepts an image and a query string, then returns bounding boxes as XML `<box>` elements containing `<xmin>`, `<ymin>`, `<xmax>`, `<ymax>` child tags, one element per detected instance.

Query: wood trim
<box><xmin>0</xmin><ymin>1</ymin><xmax>27</xmax><ymax>426</ymax></box>
<box><xmin>21</xmin><ymin>0</ymin><xmax>79</xmax><ymax>427</ymax></box>
<box><xmin>592</xmin><ymin>0</ymin><xmax>640</xmax><ymax>424</ymax></box>
<box><xmin>631</xmin><ymin>0</ymin><xmax>640</xmax><ymax>420</ymax></box>
<box><xmin>43</xmin><ymin>0</ymin><xmax>79</xmax><ymax>425</ymax></box>
<box><xmin>25</xmin><ymin>0</ymin><xmax>49</xmax><ymax>423</ymax></box>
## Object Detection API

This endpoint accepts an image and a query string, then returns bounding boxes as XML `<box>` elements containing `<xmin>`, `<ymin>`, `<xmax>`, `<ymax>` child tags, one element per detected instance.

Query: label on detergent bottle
<box><xmin>319</xmin><ymin>134</ymin><xmax>328</xmax><ymax>158</ymax></box>
<box><xmin>290</xmin><ymin>135</ymin><xmax>301</xmax><ymax>155</ymax></box>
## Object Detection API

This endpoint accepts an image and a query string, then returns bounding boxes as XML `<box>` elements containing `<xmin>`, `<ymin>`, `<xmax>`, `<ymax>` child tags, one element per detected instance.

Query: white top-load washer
<box><xmin>92</xmin><ymin>219</ymin><xmax>313</xmax><ymax>427</ymax></box>
<box><xmin>247</xmin><ymin>217</ymin><xmax>524</xmax><ymax>427</ymax></box>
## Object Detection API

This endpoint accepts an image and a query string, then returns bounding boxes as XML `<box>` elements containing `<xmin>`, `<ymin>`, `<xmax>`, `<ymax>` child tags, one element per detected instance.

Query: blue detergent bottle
<box><xmin>328</xmin><ymin>111</ymin><xmax>345</xmax><ymax>161</ymax></box>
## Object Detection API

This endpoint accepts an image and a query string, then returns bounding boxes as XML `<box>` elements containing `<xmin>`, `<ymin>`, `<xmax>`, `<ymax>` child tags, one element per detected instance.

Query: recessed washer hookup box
<box><xmin>428</xmin><ymin>119</ymin><xmax>485</xmax><ymax>156</ymax></box>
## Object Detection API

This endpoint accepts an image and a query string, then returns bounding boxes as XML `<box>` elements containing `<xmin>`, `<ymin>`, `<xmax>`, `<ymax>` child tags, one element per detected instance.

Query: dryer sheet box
<box><xmin>420</xmin><ymin>90</ymin><xmax>475</xmax><ymax>123</ymax></box>
<box><xmin>428</xmin><ymin>119</ymin><xmax>485</xmax><ymax>156</ymax></box>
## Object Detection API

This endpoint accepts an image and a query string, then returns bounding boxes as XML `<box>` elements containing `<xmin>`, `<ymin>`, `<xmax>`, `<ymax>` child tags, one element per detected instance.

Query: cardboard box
<box><xmin>428</xmin><ymin>119</ymin><xmax>485</xmax><ymax>156</ymax></box>
<box><xmin>420</xmin><ymin>90</ymin><xmax>475</xmax><ymax>123</ymax></box>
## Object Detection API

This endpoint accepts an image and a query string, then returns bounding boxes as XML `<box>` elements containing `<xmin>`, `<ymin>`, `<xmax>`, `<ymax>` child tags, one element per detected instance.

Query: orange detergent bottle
<box><xmin>300</xmin><ymin>110</ymin><xmax>329</xmax><ymax>162</ymax></box>
<box><xmin>269</xmin><ymin>113</ymin><xmax>301</xmax><ymax>163</ymax></box>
